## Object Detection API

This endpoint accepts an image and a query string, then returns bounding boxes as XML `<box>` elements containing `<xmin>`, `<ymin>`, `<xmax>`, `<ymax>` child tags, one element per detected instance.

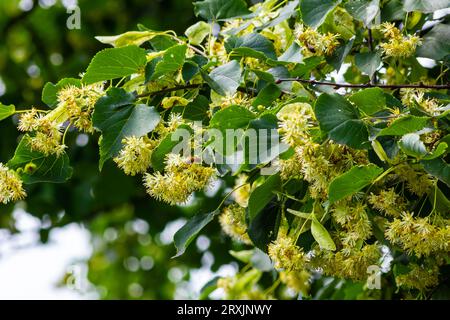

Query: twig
<box><xmin>275</xmin><ymin>78</ymin><xmax>450</xmax><ymax>90</ymax></box>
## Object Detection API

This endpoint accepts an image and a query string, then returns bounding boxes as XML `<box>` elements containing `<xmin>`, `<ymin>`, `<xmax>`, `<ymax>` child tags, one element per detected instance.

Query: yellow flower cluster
<box><xmin>295</xmin><ymin>24</ymin><xmax>340</xmax><ymax>56</ymax></box>
<box><xmin>395</xmin><ymin>263</ymin><xmax>439</xmax><ymax>292</ymax></box>
<box><xmin>332</xmin><ymin>201</ymin><xmax>372</xmax><ymax>248</ymax></box>
<box><xmin>277</xmin><ymin>153</ymin><xmax>303</xmax><ymax>180</ymax></box>
<box><xmin>143</xmin><ymin>154</ymin><xmax>215</xmax><ymax>205</ymax></box>
<box><xmin>0</xmin><ymin>163</ymin><xmax>26</xmax><ymax>204</ymax></box>
<box><xmin>219</xmin><ymin>204</ymin><xmax>252</xmax><ymax>244</ymax></box>
<box><xmin>379</xmin><ymin>23</ymin><xmax>422</xmax><ymax>58</ymax></box>
<box><xmin>268</xmin><ymin>234</ymin><xmax>309</xmax><ymax>271</ymax></box>
<box><xmin>385</xmin><ymin>212</ymin><xmax>450</xmax><ymax>258</ymax></box>
<box><xmin>393</xmin><ymin>164</ymin><xmax>434</xmax><ymax>197</ymax></box>
<box><xmin>18</xmin><ymin>109</ymin><xmax>66</xmax><ymax>157</ymax></box>
<box><xmin>277</xmin><ymin>102</ymin><xmax>315</xmax><ymax>148</ymax></box>
<box><xmin>57</xmin><ymin>84</ymin><xmax>104</xmax><ymax>133</ymax></box>
<box><xmin>297</xmin><ymin>142</ymin><xmax>368</xmax><ymax>198</ymax></box>
<box><xmin>368</xmin><ymin>188</ymin><xmax>406</xmax><ymax>217</ymax></box>
<box><xmin>313</xmin><ymin>244</ymin><xmax>381</xmax><ymax>281</ymax></box>
<box><xmin>279</xmin><ymin>269</ymin><xmax>310</xmax><ymax>296</ymax></box>
<box><xmin>114</xmin><ymin>136</ymin><xmax>158</xmax><ymax>176</ymax></box>
<box><xmin>400</xmin><ymin>88</ymin><xmax>441</xmax><ymax>116</ymax></box>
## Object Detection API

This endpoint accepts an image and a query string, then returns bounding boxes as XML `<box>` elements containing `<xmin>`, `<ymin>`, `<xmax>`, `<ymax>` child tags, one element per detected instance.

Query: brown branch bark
<box><xmin>275</xmin><ymin>78</ymin><xmax>450</xmax><ymax>90</ymax></box>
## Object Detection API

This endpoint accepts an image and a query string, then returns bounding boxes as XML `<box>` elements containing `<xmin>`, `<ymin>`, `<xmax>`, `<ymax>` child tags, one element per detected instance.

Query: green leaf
<box><xmin>377</xmin><ymin>116</ymin><xmax>429</xmax><ymax>136</ymax></box>
<box><xmin>95</xmin><ymin>31</ymin><xmax>159</xmax><ymax>47</ymax></box>
<box><xmin>7</xmin><ymin>135</ymin><xmax>73</xmax><ymax>184</ymax></box>
<box><xmin>315</xmin><ymin>93</ymin><xmax>369</xmax><ymax>149</ymax></box>
<box><xmin>193</xmin><ymin>0</ymin><xmax>251</xmax><ymax>21</ymax></box>
<box><xmin>421</xmin><ymin>158</ymin><xmax>450</xmax><ymax>186</ymax></box>
<box><xmin>300</xmin><ymin>0</ymin><xmax>341</xmax><ymax>28</ymax></box>
<box><xmin>349</xmin><ymin>87</ymin><xmax>386</xmax><ymax>115</ymax></box>
<box><xmin>247</xmin><ymin>200</ymin><xmax>280</xmax><ymax>251</ymax></box>
<box><xmin>311</xmin><ymin>214</ymin><xmax>336</xmax><ymax>251</ymax></box>
<box><xmin>327</xmin><ymin>38</ymin><xmax>354</xmax><ymax>71</ymax></box>
<box><xmin>150</xmin><ymin>45</ymin><xmax>187</xmax><ymax>80</ymax></box>
<box><xmin>226</xmin><ymin>33</ymin><xmax>277</xmax><ymax>60</ymax></box>
<box><xmin>206</xmin><ymin>60</ymin><xmax>242</xmax><ymax>96</ymax></box>
<box><xmin>0</xmin><ymin>102</ymin><xmax>15</xmax><ymax>122</ymax></box>
<box><xmin>209</xmin><ymin>105</ymin><xmax>255</xmax><ymax>131</ymax></box>
<box><xmin>277</xmin><ymin>42</ymin><xmax>303</xmax><ymax>64</ymax></box>
<box><xmin>355</xmin><ymin>51</ymin><xmax>381</xmax><ymax>78</ymax></box>
<box><xmin>173</xmin><ymin>210</ymin><xmax>220</xmax><ymax>257</ymax></box>
<box><xmin>252</xmin><ymin>84</ymin><xmax>281</xmax><ymax>107</ymax></box>
<box><xmin>403</xmin><ymin>0</ymin><xmax>450</xmax><ymax>13</ymax></box>
<box><xmin>185</xmin><ymin>21</ymin><xmax>211</xmax><ymax>45</ymax></box>
<box><xmin>423</xmin><ymin>142</ymin><xmax>448</xmax><ymax>160</ymax></box>
<box><xmin>328</xmin><ymin>164</ymin><xmax>383</xmax><ymax>203</ymax></box>
<box><xmin>247</xmin><ymin>174</ymin><xmax>281</xmax><ymax>220</ymax></box>
<box><xmin>151</xmin><ymin>124</ymin><xmax>192</xmax><ymax>172</ymax></box>
<box><xmin>381</xmin><ymin>0</ymin><xmax>405</xmax><ymax>21</ymax></box>
<box><xmin>416</xmin><ymin>24</ymin><xmax>450</xmax><ymax>61</ymax></box>
<box><xmin>398</xmin><ymin>133</ymin><xmax>427</xmax><ymax>158</ymax></box>
<box><xmin>92</xmin><ymin>88</ymin><xmax>160</xmax><ymax>169</ymax></box>
<box><xmin>42</xmin><ymin>78</ymin><xmax>82</xmax><ymax>108</ymax></box>
<box><xmin>345</xmin><ymin>0</ymin><xmax>380</xmax><ymax>27</ymax></box>
<box><xmin>179</xmin><ymin>95</ymin><xmax>210</xmax><ymax>122</ymax></box>
<box><xmin>83</xmin><ymin>46</ymin><xmax>147</xmax><ymax>84</ymax></box>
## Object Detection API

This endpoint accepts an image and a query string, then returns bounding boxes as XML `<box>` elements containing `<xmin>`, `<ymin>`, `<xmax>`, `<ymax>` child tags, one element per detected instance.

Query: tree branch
<box><xmin>275</xmin><ymin>78</ymin><xmax>450</xmax><ymax>90</ymax></box>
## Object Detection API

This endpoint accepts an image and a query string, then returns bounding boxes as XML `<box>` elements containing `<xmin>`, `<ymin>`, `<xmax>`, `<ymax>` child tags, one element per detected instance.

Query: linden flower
<box><xmin>114</xmin><ymin>136</ymin><xmax>157</xmax><ymax>176</ymax></box>
<box><xmin>268</xmin><ymin>234</ymin><xmax>308</xmax><ymax>271</ymax></box>
<box><xmin>280</xmin><ymin>270</ymin><xmax>310</xmax><ymax>295</ymax></box>
<box><xmin>368</xmin><ymin>188</ymin><xmax>406</xmax><ymax>217</ymax></box>
<box><xmin>295</xmin><ymin>24</ymin><xmax>340</xmax><ymax>56</ymax></box>
<box><xmin>219</xmin><ymin>204</ymin><xmax>252</xmax><ymax>244</ymax></box>
<box><xmin>143</xmin><ymin>154</ymin><xmax>215</xmax><ymax>205</ymax></box>
<box><xmin>395</xmin><ymin>263</ymin><xmax>439</xmax><ymax>291</ymax></box>
<box><xmin>24</xmin><ymin>116</ymin><xmax>66</xmax><ymax>157</ymax></box>
<box><xmin>277</xmin><ymin>102</ymin><xmax>314</xmax><ymax>148</ymax></box>
<box><xmin>400</xmin><ymin>88</ymin><xmax>441</xmax><ymax>115</ymax></box>
<box><xmin>379</xmin><ymin>23</ymin><xmax>422</xmax><ymax>58</ymax></box>
<box><xmin>277</xmin><ymin>153</ymin><xmax>303</xmax><ymax>180</ymax></box>
<box><xmin>57</xmin><ymin>83</ymin><xmax>104</xmax><ymax>133</ymax></box>
<box><xmin>385</xmin><ymin>212</ymin><xmax>450</xmax><ymax>258</ymax></box>
<box><xmin>18</xmin><ymin>108</ymin><xmax>40</xmax><ymax>132</ymax></box>
<box><xmin>0</xmin><ymin>163</ymin><xmax>26</xmax><ymax>204</ymax></box>
<box><xmin>313</xmin><ymin>244</ymin><xmax>381</xmax><ymax>281</ymax></box>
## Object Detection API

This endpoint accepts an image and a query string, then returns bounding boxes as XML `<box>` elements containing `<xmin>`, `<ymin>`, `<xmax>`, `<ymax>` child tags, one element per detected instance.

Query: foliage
<box><xmin>1</xmin><ymin>0</ymin><xmax>450</xmax><ymax>300</ymax></box>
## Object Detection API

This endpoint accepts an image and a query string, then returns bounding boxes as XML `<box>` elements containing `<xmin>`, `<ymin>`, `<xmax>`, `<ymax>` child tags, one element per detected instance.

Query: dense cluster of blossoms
<box><xmin>385</xmin><ymin>212</ymin><xmax>450</xmax><ymax>258</ymax></box>
<box><xmin>379</xmin><ymin>22</ymin><xmax>422</xmax><ymax>58</ymax></box>
<box><xmin>219</xmin><ymin>204</ymin><xmax>251</xmax><ymax>244</ymax></box>
<box><xmin>113</xmin><ymin>136</ymin><xmax>157</xmax><ymax>176</ymax></box>
<box><xmin>144</xmin><ymin>154</ymin><xmax>216</xmax><ymax>205</ymax></box>
<box><xmin>0</xmin><ymin>163</ymin><xmax>26</xmax><ymax>204</ymax></box>
<box><xmin>294</xmin><ymin>24</ymin><xmax>340</xmax><ymax>56</ymax></box>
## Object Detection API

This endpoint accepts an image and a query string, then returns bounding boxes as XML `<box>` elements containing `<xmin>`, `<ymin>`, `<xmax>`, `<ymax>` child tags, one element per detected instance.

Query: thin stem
<box><xmin>275</xmin><ymin>77</ymin><xmax>450</xmax><ymax>90</ymax></box>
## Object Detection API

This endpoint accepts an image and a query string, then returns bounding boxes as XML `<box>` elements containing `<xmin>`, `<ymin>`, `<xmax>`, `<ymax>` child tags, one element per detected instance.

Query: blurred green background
<box><xmin>0</xmin><ymin>0</ymin><xmax>245</xmax><ymax>299</ymax></box>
